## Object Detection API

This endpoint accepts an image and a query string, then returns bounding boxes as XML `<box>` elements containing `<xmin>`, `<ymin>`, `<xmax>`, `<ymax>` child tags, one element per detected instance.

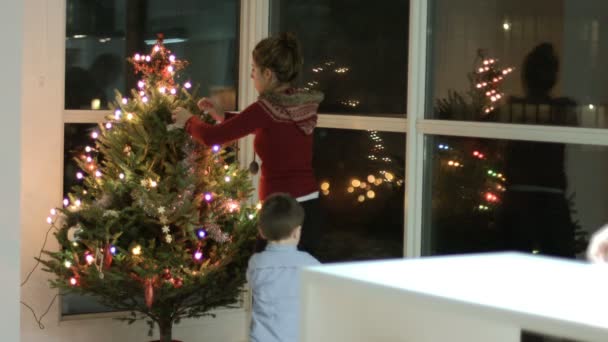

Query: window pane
<box><xmin>66</xmin><ymin>0</ymin><xmax>239</xmax><ymax>110</ymax></box>
<box><xmin>314</xmin><ymin>128</ymin><xmax>405</xmax><ymax>261</ymax></box>
<box><xmin>63</xmin><ymin>123</ymin><xmax>99</xmax><ymax>196</ymax></box>
<box><xmin>421</xmin><ymin>135</ymin><xmax>605</xmax><ymax>259</ymax></box>
<box><xmin>270</xmin><ymin>0</ymin><xmax>409</xmax><ymax>116</ymax></box>
<box><xmin>63</xmin><ymin>123</ymin><xmax>116</xmax><ymax>315</ymax></box>
<box><xmin>427</xmin><ymin>0</ymin><xmax>608</xmax><ymax>128</ymax></box>
<box><xmin>62</xmin><ymin>293</ymin><xmax>114</xmax><ymax>316</ymax></box>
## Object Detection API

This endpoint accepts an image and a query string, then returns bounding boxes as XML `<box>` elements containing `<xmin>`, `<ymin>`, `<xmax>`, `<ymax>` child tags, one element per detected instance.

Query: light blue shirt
<box><xmin>247</xmin><ymin>243</ymin><xmax>320</xmax><ymax>342</ymax></box>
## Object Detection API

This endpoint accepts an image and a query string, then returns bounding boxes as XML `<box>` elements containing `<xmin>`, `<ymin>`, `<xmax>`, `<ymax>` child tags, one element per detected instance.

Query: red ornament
<box><xmin>173</xmin><ymin>277</ymin><xmax>183</xmax><ymax>288</ymax></box>
<box><xmin>162</xmin><ymin>268</ymin><xmax>172</xmax><ymax>280</ymax></box>
<box><xmin>144</xmin><ymin>278</ymin><xmax>155</xmax><ymax>308</ymax></box>
<box><xmin>103</xmin><ymin>245</ymin><xmax>113</xmax><ymax>269</ymax></box>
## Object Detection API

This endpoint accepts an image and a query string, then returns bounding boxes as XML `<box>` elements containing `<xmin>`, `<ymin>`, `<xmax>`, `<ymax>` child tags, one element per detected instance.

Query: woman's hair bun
<box><xmin>279</xmin><ymin>32</ymin><xmax>298</xmax><ymax>50</ymax></box>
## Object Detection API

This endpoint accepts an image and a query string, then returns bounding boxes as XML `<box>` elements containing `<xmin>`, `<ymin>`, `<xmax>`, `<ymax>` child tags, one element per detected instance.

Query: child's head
<box><xmin>251</xmin><ymin>32</ymin><xmax>303</xmax><ymax>93</ymax></box>
<box><xmin>259</xmin><ymin>193</ymin><xmax>305</xmax><ymax>243</ymax></box>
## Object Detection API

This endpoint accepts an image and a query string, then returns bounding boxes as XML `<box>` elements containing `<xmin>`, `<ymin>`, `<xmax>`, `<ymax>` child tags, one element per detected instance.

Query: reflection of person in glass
<box><xmin>500</xmin><ymin>43</ymin><xmax>576</xmax><ymax>258</ymax></box>
<box><xmin>171</xmin><ymin>33</ymin><xmax>324</xmax><ymax>257</ymax></box>
<box><xmin>65</xmin><ymin>53</ymin><xmax>122</xmax><ymax>109</ymax></box>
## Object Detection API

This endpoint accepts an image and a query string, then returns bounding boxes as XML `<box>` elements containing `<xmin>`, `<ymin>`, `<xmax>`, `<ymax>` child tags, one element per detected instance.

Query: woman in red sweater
<box><xmin>172</xmin><ymin>32</ymin><xmax>324</xmax><ymax>256</ymax></box>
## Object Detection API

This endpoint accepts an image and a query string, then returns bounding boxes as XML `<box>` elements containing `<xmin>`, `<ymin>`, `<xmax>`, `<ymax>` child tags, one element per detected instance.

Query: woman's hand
<box><xmin>171</xmin><ymin>107</ymin><xmax>194</xmax><ymax>129</ymax></box>
<box><xmin>198</xmin><ymin>97</ymin><xmax>225</xmax><ymax>123</ymax></box>
<box><xmin>587</xmin><ymin>224</ymin><xmax>608</xmax><ymax>263</ymax></box>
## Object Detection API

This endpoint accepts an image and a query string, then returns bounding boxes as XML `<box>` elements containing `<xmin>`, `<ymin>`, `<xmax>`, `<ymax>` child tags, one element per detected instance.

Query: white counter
<box><xmin>301</xmin><ymin>253</ymin><xmax>608</xmax><ymax>342</ymax></box>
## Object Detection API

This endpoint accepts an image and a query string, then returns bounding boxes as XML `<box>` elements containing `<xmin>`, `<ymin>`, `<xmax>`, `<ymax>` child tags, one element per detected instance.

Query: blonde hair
<box><xmin>252</xmin><ymin>32</ymin><xmax>303</xmax><ymax>84</ymax></box>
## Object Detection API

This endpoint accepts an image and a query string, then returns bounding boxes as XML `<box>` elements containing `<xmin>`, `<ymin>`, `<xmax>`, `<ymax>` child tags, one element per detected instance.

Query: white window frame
<box><xmin>408</xmin><ymin>0</ymin><xmax>608</xmax><ymax>259</ymax></box>
<box><xmin>57</xmin><ymin>0</ymin><xmax>608</xmax><ymax>320</ymax></box>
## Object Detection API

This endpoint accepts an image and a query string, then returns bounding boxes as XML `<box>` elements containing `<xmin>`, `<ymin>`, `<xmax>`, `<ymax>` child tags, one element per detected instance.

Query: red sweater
<box><xmin>185</xmin><ymin>102</ymin><xmax>318</xmax><ymax>200</ymax></box>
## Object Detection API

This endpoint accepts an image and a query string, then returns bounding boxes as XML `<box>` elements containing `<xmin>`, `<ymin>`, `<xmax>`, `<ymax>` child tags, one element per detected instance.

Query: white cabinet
<box><xmin>301</xmin><ymin>253</ymin><xmax>608</xmax><ymax>342</ymax></box>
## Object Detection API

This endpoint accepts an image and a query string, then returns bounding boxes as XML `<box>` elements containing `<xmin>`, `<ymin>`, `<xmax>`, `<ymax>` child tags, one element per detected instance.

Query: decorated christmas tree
<box><xmin>40</xmin><ymin>37</ymin><xmax>258</xmax><ymax>342</ymax></box>
<box><xmin>431</xmin><ymin>50</ymin><xmax>512</xmax><ymax>253</ymax></box>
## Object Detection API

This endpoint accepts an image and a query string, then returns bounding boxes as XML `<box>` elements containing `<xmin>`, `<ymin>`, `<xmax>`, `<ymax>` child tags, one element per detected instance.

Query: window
<box><xmin>427</xmin><ymin>0</ymin><xmax>608</xmax><ymax>129</ymax></box>
<box><xmin>65</xmin><ymin>0</ymin><xmax>239</xmax><ymax>110</ymax></box>
<box><xmin>422</xmin><ymin>135</ymin><xmax>600</xmax><ymax>258</ymax></box>
<box><xmin>270</xmin><ymin>0</ymin><xmax>409</xmax><ymax>116</ymax></box>
<box><xmin>270</xmin><ymin>0</ymin><xmax>410</xmax><ymax>262</ymax></box>
<box><xmin>314</xmin><ymin>128</ymin><xmax>405</xmax><ymax>262</ymax></box>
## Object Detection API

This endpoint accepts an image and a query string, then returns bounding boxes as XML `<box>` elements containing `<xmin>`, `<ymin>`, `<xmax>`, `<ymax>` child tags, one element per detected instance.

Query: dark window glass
<box><xmin>271</xmin><ymin>0</ymin><xmax>409</xmax><ymax>115</ymax></box>
<box><xmin>314</xmin><ymin>128</ymin><xmax>405</xmax><ymax>261</ymax></box>
<box><xmin>65</xmin><ymin>0</ymin><xmax>239</xmax><ymax>110</ymax></box>
<box><xmin>422</xmin><ymin>135</ymin><xmax>604</xmax><ymax>260</ymax></box>
<box><xmin>427</xmin><ymin>0</ymin><xmax>608</xmax><ymax>128</ymax></box>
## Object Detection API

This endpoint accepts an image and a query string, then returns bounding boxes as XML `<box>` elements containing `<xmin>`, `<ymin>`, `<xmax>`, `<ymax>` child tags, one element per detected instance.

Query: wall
<box><xmin>0</xmin><ymin>0</ymin><xmax>24</xmax><ymax>341</ymax></box>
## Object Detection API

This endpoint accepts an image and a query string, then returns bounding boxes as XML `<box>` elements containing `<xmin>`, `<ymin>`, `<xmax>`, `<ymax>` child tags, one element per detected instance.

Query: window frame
<box><xmin>58</xmin><ymin>0</ymin><xmax>608</xmax><ymax>320</ymax></box>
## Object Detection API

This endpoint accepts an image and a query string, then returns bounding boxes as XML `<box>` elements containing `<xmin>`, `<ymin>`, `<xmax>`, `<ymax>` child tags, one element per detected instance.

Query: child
<box><xmin>247</xmin><ymin>193</ymin><xmax>321</xmax><ymax>342</ymax></box>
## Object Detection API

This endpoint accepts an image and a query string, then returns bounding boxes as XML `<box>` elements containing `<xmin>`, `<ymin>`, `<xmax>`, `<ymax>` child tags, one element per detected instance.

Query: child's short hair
<box><xmin>259</xmin><ymin>193</ymin><xmax>305</xmax><ymax>241</ymax></box>
<box><xmin>252</xmin><ymin>32</ymin><xmax>303</xmax><ymax>83</ymax></box>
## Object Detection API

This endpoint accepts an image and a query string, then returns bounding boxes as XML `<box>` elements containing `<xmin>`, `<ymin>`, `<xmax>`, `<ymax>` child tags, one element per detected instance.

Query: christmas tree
<box><xmin>431</xmin><ymin>50</ymin><xmax>512</xmax><ymax>253</ymax></box>
<box><xmin>40</xmin><ymin>37</ymin><xmax>258</xmax><ymax>342</ymax></box>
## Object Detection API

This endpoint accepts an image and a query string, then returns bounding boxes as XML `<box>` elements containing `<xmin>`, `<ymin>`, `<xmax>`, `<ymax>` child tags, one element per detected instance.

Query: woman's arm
<box><xmin>185</xmin><ymin>102</ymin><xmax>271</xmax><ymax>146</ymax></box>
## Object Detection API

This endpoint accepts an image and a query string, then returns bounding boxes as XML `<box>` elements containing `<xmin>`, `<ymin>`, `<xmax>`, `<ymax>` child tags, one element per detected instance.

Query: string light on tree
<box><xmin>473</xmin><ymin>50</ymin><xmax>514</xmax><ymax>115</ymax></box>
<box><xmin>131</xmin><ymin>245</ymin><xmax>142</xmax><ymax>256</ymax></box>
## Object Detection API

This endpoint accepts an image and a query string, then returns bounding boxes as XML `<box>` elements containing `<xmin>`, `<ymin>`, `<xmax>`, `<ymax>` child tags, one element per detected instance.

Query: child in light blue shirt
<box><xmin>247</xmin><ymin>193</ymin><xmax>320</xmax><ymax>342</ymax></box>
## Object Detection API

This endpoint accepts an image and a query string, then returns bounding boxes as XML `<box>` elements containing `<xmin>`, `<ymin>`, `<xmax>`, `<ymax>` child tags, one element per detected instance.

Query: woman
<box><xmin>172</xmin><ymin>32</ymin><xmax>324</xmax><ymax>256</ymax></box>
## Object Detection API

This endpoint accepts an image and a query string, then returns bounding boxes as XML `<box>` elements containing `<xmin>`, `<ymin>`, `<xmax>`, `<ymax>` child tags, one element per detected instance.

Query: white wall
<box><xmin>20</xmin><ymin>1</ymin><xmax>248</xmax><ymax>341</ymax></box>
<box><xmin>0</xmin><ymin>1</ymin><xmax>23</xmax><ymax>341</ymax></box>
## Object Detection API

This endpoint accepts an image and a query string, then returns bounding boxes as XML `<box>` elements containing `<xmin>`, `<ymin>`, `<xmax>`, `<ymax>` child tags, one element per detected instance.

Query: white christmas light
<box><xmin>132</xmin><ymin>245</ymin><xmax>142</xmax><ymax>255</ymax></box>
